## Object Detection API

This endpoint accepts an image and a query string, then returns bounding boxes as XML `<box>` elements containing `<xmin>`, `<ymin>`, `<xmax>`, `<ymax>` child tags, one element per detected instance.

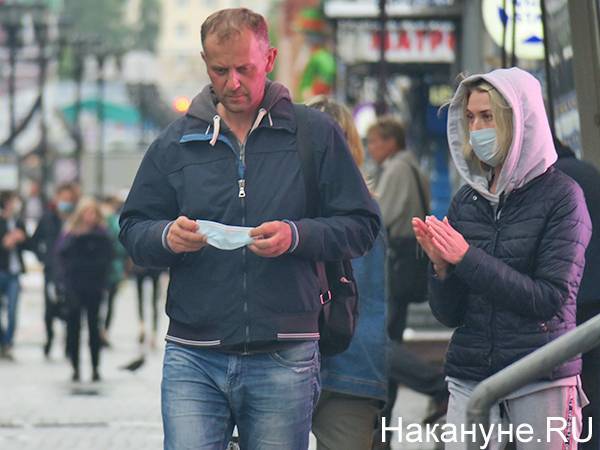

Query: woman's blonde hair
<box><xmin>459</xmin><ymin>79</ymin><xmax>513</xmax><ymax>166</ymax></box>
<box><xmin>64</xmin><ymin>197</ymin><xmax>103</xmax><ymax>234</ymax></box>
<box><xmin>305</xmin><ymin>95</ymin><xmax>364</xmax><ymax>167</ymax></box>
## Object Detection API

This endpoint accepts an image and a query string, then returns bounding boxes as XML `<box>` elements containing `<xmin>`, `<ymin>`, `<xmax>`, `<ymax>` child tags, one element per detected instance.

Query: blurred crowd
<box><xmin>0</xmin><ymin>184</ymin><xmax>164</xmax><ymax>382</ymax></box>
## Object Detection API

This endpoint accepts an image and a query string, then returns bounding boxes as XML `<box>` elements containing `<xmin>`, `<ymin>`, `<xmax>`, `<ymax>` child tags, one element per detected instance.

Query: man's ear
<box><xmin>201</xmin><ymin>51</ymin><xmax>207</xmax><ymax>63</ymax></box>
<box><xmin>265</xmin><ymin>47</ymin><xmax>277</xmax><ymax>73</ymax></box>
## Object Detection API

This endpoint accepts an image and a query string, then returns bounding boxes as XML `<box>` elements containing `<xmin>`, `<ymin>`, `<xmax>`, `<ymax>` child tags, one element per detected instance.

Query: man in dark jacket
<box><xmin>31</xmin><ymin>183</ymin><xmax>78</xmax><ymax>357</ymax></box>
<box><xmin>555</xmin><ymin>139</ymin><xmax>600</xmax><ymax>450</ymax></box>
<box><xmin>0</xmin><ymin>191</ymin><xmax>29</xmax><ymax>360</ymax></box>
<box><xmin>119</xmin><ymin>8</ymin><xmax>379</xmax><ymax>450</ymax></box>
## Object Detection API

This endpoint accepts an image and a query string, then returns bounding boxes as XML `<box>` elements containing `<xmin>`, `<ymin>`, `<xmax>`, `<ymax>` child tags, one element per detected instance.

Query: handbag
<box><xmin>386</xmin><ymin>161</ymin><xmax>430</xmax><ymax>341</ymax></box>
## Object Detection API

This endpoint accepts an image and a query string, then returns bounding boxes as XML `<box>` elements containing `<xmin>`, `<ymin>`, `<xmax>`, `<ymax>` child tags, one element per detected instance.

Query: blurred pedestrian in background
<box><xmin>367</xmin><ymin>116</ymin><xmax>429</xmax><ymax>341</ymax></box>
<box><xmin>133</xmin><ymin>264</ymin><xmax>163</xmax><ymax>349</ymax></box>
<box><xmin>307</xmin><ymin>96</ymin><xmax>387</xmax><ymax>450</ymax></box>
<box><xmin>367</xmin><ymin>117</ymin><xmax>448</xmax><ymax>445</ymax></box>
<box><xmin>23</xmin><ymin>181</ymin><xmax>44</xmax><ymax>224</ymax></box>
<box><xmin>0</xmin><ymin>191</ymin><xmax>29</xmax><ymax>360</ymax></box>
<box><xmin>413</xmin><ymin>68</ymin><xmax>591</xmax><ymax>449</ymax></box>
<box><xmin>554</xmin><ymin>137</ymin><xmax>600</xmax><ymax>450</ymax></box>
<box><xmin>31</xmin><ymin>183</ymin><xmax>79</xmax><ymax>358</ymax></box>
<box><xmin>57</xmin><ymin>198</ymin><xmax>113</xmax><ymax>382</ymax></box>
<box><xmin>100</xmin><ymin>195</ymin><xmax>129</xmax><ymax>348</ymax></box>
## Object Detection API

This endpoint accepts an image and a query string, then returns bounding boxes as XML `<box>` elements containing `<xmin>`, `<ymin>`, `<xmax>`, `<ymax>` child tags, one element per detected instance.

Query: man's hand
<box><xmin>2</xmin><ymin>234</ymin><xmax>15</xmax><ymax>250</ymax></box>
<box><xmin>11</xmin><ymin>229</ymin><xmax>25</xmax><ymax>244</ymax></box>
<box><xmin>248</xmin><ymin>221</ymin><xmax>292</xmax><ymax>258</ymax></box>
<box><xmin>166</xmin><ymin>216</ymin><xmax>208</xmax><ymax>254</ymax></box>
<box><xmin>1</xmin><ymin>229</ymin><xmax>25</xmax><ymax>250</ymax></box>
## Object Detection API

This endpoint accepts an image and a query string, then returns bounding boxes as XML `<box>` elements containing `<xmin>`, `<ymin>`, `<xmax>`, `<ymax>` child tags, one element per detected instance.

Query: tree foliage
<box><xmin>135</xmin><ymin>0</ymin><xmax>161</xmax><ymax>52</ymax></box>
<box><xmin>61</xmin><ymin>0</ymin><xmax>130</xmax><ymax>50</ymax></box>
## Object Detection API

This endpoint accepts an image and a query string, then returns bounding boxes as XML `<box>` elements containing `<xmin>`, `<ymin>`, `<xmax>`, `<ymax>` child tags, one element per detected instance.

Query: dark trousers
<box><xmin>103</xmin><ymin>282</ymin><xmax>120</xmax><ymax>330</ymax></box>
<box><xmin>378</xmin><ymin>298</ymin><xmax>448</xmax><ymax>448</ymax></box>
<box><xmin>43</xmin><ymin>277</ymin><xmax>57</xmax><ymax>349</ymax></box>
<box><xmin>66</xmin><ymin>288</ymin><xmax>102</xmax><ymax>373</ymax></box>
<box><xmin>577</xmin><ymin>303</ymin><xmax>600</xmax><ymax>450</ymax></box>
<box><xmin>388</xmin><ymin>342</ymin><xmax>447</xmax><ymax>399</ymax></box>
<box><xmin>136</xmin><ymin>273</ymin><xmax>160</xmax><ymax>331</ymax></box>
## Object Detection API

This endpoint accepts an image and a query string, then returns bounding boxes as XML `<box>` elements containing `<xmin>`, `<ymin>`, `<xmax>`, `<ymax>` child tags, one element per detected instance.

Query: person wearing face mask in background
<box><xmin>31</xmin><ymin>183</ymin><xmax>79</xmax><ymax>358</ymax></box>
<box><xmin>412</xmin><ymin>68</ymin><xmax>591</xmax><ymax>449</ymax></box>
<box><xmin>0</xmin><ymin>191</ymin><xmax>30</xmax><ymax>360</ymax></box>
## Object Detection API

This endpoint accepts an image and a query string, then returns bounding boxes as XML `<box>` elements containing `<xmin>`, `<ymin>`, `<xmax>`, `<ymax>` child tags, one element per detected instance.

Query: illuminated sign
<box><xmin>325</xmin><ymin>0</ymin><xmax>456</xmax><ymax>18</ymax></box>
<box><xmin>482</xmin><ymin>0</ymin><xmax>544</xmax><ymax>60</ymax></box>
<box><xmin>337</xmin><ymin>20</ymin><xmax>456</xmax><ymax>63</ymax></box>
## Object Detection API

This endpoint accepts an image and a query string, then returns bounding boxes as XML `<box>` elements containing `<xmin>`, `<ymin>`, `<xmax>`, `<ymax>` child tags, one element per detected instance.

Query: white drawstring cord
<box><xmin>209</xmin><ymin>115</ymin><xmax>220</xmax><ymax>146</ymax></box>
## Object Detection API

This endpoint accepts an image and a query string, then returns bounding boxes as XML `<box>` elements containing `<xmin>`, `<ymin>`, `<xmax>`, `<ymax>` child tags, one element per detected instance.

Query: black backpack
<box><xmin>293</xmin><ymin>104</ymin><xmax>359</xmax><ymax>357</ymax></box>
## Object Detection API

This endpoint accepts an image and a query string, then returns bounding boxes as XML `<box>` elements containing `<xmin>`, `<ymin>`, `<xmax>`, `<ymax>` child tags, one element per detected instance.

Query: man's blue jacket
<box><xmin>119</xmin><ymin>81</ymin><xmax>380</xmax><ymax>347</ymax></box>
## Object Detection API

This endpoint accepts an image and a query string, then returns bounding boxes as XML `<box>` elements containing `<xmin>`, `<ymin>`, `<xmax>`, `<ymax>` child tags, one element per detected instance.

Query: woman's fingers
<box><xmin>427</xmin><ymin>216</ymin><xmax>454</xmax><ymax>241</ymax></box>
<box><xmin>431</xmin><ymin>235</ymin><xmax>449</xmax><ymax>257</ymax></box>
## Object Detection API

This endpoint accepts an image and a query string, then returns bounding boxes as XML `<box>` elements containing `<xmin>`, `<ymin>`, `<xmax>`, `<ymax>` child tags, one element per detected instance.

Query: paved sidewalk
<box><xmin>0</xmin><ymin>263</ymin><xmax>437</xmax><ymax>450</ymax></box>
<box><xmin>0</xmin><ymin>268</ymin><xmax>165</xmax><ymax>450</ymax></box>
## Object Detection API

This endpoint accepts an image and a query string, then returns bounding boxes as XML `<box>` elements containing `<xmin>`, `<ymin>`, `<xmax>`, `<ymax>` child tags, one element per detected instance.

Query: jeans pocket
<box><xmin>269</xmin><ymin>342</ymin><xmax>319</xmax><ymax>370</ymax></box>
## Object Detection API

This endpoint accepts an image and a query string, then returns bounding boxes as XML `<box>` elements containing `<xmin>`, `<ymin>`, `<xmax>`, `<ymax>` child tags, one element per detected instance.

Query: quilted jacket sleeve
<box><xmin>453</xmin><ymin>181</ymin><xmax>591</xmax><ymax>320</ymax></box>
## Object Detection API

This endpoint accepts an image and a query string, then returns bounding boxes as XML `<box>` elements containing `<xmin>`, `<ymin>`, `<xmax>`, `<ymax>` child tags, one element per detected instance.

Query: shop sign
<box><xmin>337</xmin><ymin>20</ymin><xmax>456</xmax><ymax>63</ymax></box>
<box><xmin>482</xmin><ymin>0</ymin><xmax>544</xmax><ymax>60</ymax></box>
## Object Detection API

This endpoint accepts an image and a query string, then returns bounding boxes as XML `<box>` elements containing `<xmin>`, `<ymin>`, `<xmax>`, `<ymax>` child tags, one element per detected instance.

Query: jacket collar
<box><xmin>180</xmin><ymin>80</ymin><xmax>296</xmax><ymax>144</ymax></box>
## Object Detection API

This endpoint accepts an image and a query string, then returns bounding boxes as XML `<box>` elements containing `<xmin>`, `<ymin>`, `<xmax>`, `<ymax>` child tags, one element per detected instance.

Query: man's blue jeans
<box><xmin>162</xmin><ymin>340</ymin><xmax>320</xmax><ymax>450</ymax></box>
<box><xmin>0</xmin><ymin>272</ymin><xmax>20</xmax><ymax>347</ymax></box>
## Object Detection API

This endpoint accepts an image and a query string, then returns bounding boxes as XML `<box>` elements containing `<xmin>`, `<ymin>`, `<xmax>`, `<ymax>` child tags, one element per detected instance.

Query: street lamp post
<box><xmin>0</xmin><ymin>3</ymin><xmax>26</xmax><ymax>192</ymax></box>
<box><xmin>1</xmin><ymin>4</ymin><xmax>27</xmax><ymax>145</ymax></box>
<box><xmin>375</xmin><ymin>0</ymin><xmax>388</xmax><ymax>116</ymax></box>
<box><xmin>32</xmin><ymin>2</ymin><xmax>50</xmax><ymax>207</ymax></box>
<box><xmin>67</xmin><ymin>35</ymin><xmax>90</xmax><ymax>183</ymax></box>
<box><xmin>95</xmin><ymin>49</ymin><xmax>106</xmax><ymax>198</ymax></box>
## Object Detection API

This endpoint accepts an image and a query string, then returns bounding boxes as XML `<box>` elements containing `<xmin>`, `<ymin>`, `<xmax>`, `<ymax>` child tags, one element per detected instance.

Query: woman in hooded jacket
<box><xmin>412</xmin><ymin>67</ymin><xmax>592</xmax><ymax>449</ymax></box>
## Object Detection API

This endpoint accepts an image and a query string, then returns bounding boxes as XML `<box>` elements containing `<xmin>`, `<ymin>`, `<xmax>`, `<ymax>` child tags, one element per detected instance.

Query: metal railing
<box><xmin>465</xmin><ymin>314</ymin><xmax>600</xmax><ymax>450</ymax></box>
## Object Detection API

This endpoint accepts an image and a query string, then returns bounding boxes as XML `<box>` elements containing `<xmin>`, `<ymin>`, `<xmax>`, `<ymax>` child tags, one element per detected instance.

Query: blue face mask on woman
<box><xmin>469</xmin><ymin>128</ymin><xmax>503</xmax><ymax>167</ymax></box>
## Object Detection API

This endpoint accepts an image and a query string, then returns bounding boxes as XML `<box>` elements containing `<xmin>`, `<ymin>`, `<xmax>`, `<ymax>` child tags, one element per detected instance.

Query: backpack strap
<box><xmin>294</xmin><ymin>104</ymin><xmax>319</xmax><ymax>217</ymax></box>
<box><xmin>407</xmin><ymin>161</ymin><xmax>430</xmax><ymax>216</ymax></box>
<box><xmin>293</xmin><ymin>104</ymin><xmax>330</xmax><ymax>303</ymax></box>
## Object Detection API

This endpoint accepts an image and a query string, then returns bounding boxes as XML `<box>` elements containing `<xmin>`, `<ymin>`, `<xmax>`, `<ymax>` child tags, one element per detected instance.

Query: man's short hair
<box><xmin>367</xmin><ymin>116</ymin><xmax>406</xmax><ymax>151</ymax></box>
<box><xmin>201</xmin><ymin>8</ymin><xmax>269</xmax><ymax>50</ymax></box>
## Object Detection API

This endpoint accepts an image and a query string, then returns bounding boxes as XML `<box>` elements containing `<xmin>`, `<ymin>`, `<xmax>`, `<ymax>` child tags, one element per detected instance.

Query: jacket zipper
<box><xmin>183</xmin><ymin>111</ymin><xmax>268</xmax><ymax>352</ymax></box>
<box><xmin>488</xmin><ymin>193</ymin><xmax>506</xmax><ymax>371</ymax></box>
<box><xmin>236</xmin><ymin>112</ymin><xmax>265</xmax><ymax>353</ymax></box>
<box><xmin>238</xmin><ymin>139</ymin><xmax>249</xmax><ymax>353</ymax></box>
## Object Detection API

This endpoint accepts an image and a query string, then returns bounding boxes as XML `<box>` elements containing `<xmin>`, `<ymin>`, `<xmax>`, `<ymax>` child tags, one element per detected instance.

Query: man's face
<box><xmin>367</xmin><ymin>131</ymin><xmax>397</xmax><ymax>164</ymax></box>
<box><xmin>202</xmin><ymin>28</ymin><xmax>277</xmax><ymax>115</ymax></box>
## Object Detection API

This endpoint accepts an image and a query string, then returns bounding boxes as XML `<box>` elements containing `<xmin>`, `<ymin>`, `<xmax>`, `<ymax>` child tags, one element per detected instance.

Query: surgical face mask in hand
<box><xmin>469</xmin><ymin>128</ymin><xmax>503</xmax><ymax>167</ymax></box>
<box><xmin>196</xmin><ymin>220</ymin><xmax>254</xmax><ymax>250</ymax></box>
